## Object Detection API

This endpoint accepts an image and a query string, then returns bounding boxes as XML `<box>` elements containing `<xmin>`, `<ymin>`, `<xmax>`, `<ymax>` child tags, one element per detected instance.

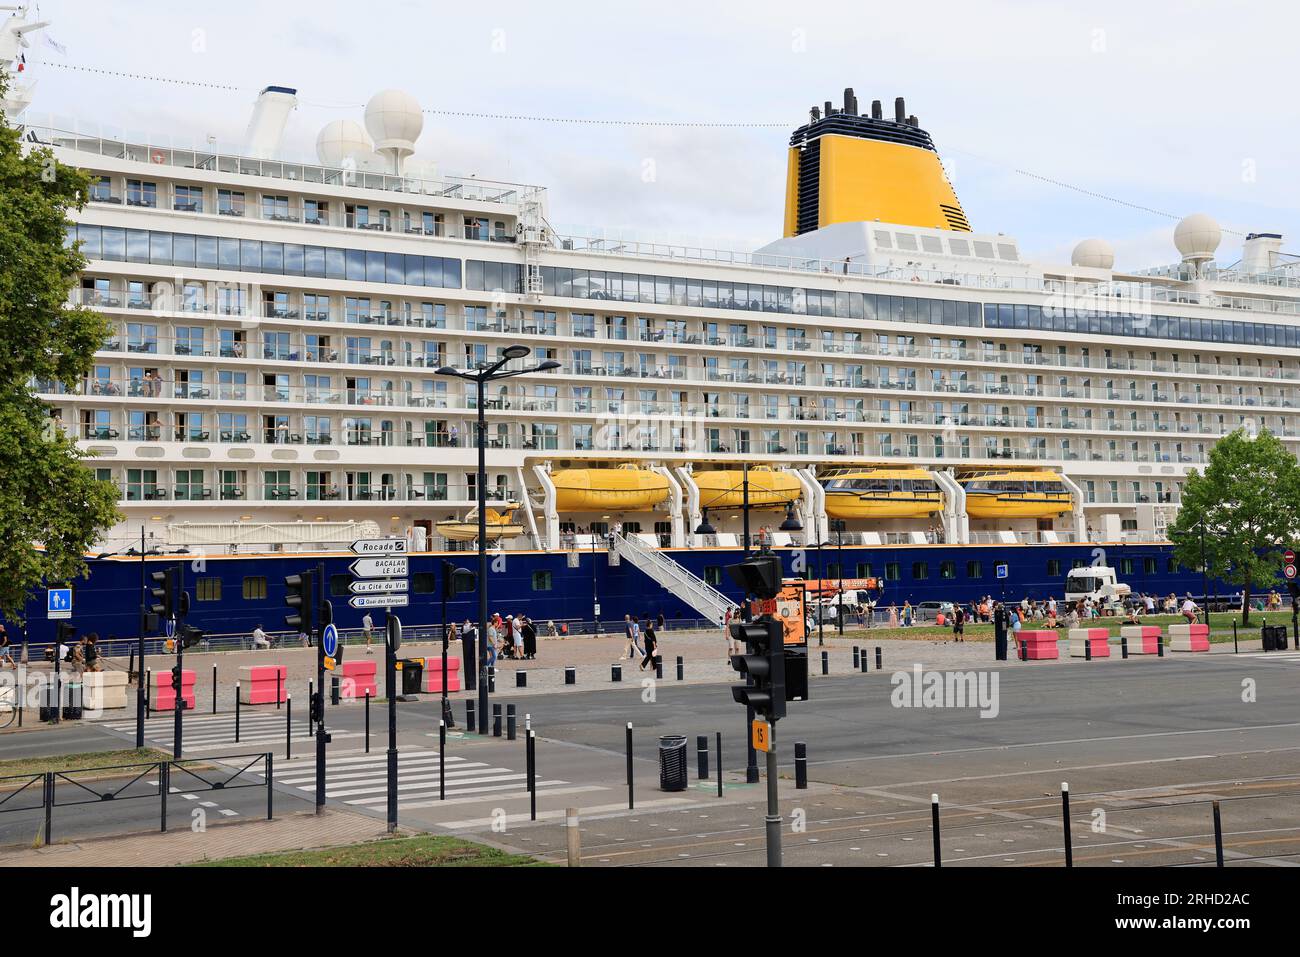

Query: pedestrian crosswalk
<box><xmin>103</xmin><ymin>712</ymin><xmax>363</xmax><ymax>753</ymax></box>
<box><xmin>1224</xmin><ymin>651</ymin><xmax>1300</xmax><ymax>664</ymax></box>
<box><xmin>271</xmin><ymin>748</ymin><xmax>602</xmax><ymax>811</ymax></box>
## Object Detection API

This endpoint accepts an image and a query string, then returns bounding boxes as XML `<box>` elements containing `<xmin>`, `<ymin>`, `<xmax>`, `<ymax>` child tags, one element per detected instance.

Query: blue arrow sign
<box><xmin>322</xmin><ymin>623</ymin><xmax>339</xmax><ymax>658</ymax></box>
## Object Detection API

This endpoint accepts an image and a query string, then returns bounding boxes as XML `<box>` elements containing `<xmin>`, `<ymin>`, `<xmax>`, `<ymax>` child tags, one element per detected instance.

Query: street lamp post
<box><xmin>437</xmin><ymin>346</ymin><xmax>561</xmax><ymax>734</ymax></box>
<box><xmin>832</xmin><ymin>519</ymin><xmax>846</xmax><ymax>634</ymax></box>
<box><xmin>1200</xmin><ymin>522</ymin><xmax>1210</xmax><ymax>631</ymax></box>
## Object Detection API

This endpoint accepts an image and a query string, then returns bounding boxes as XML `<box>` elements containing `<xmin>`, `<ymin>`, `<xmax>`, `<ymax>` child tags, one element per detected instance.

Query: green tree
<box><xmin>0</xmin><ymin>75</ymin><xmax>120</xmax><ymax>625</ymax></box>
<box><xmin>1166</xmin><ymin>428</ymin><xmax>1300</xmax><ymax>625</ymax></box>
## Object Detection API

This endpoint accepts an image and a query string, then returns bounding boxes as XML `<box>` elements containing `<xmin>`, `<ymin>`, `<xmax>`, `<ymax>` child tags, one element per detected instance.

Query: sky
<box><xmin>13</xmin><ymin>0</ymin><xmax>1300</xmax><ymax>269</ymax></box>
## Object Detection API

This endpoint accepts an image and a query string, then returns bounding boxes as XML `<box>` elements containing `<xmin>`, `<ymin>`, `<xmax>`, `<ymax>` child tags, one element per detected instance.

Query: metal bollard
<box><xmin>276</xmin><ymin>669</ymin><xmax>282</xmax><ymax>710</ymax></box>
<box><xmin>697</xmin><ymin>734</ymin><xmax>709</xmax><ymax>781</ymax></box>
<box><xmin>487</xmin><ymin>666</ymin><xmax>496</xmax><ymax>693</ymax></box>
<box><xmin>676</xmin><ymin>656</ymin><xmax>684</xmax><ymax>681</ymax></box>
<box><xmin>566</xmin><ymin>807</ymin><xmax>581</xmax><ymax>867</ymax></box>
<box><xmin>1212</xmin><ymin>800</ymin><xmax>1224</xmax><ymax>867</ymax></box>
<box><xmin>1157</xmin><ymin>635</ymin><xmax>1165</xmax><ymax>657</ymax></box>
<box><xmin>1061</xmin><ymin>782</ymin><xmax>1073</xmax><ymax>867</ymax></box>
<box><xmin>506</xmin><ymin>704</ymin><xmax>516</xmax><ymax>741</ymax></box>
<box><xmin>527</xmin><ymin>730</ymin><xmax>537</xmax><ymax>821</ymax></box>
<box><xmin>285</xmin><ymin>694</ymin><xmax>292</xmax><ymax>760</ymax></box>
<box><xmin>1121</xmin><ymin>635</ymin><xmax>1129</xmax><ymax>659</ymax></box>
<box><xmin>625</xmin><ymin>722</ymin><xmax>634</xmax><ymax>809</ymax></box>
<box><xmin>466</xmin><ymin>699</ymin><xmax>476</xmax><ymax>733</ymax></box>
<box><xmin>564</xmin><ymin>666</ymin><xmax>576</xmax><ymax>685</ymax></box>
<box><xmin>439</xmin><ymin>719</ymin><xmax>446</xmax><ymax>801</ymax></box>
<box><xmin>307</xmin><ymin>680</ymin><xmax>314</xmax><ymax>734</ymax></box>
<box><xmin>212</xmin><ymin>664</ymin><xmax>218</xmax><ymax>714</ymax></box>
<box><xmin>852</xmin><ymin>646</ymin><xmax>860</xmax><ymax>669</ymax></box>
<box><xmin>1085</xmin><ymin>639</ymin><xmax>1092</xmax><ymax>661</ymax></box>
<box><xmin>492</xmin><ymin>703</ymin><xmax>502</xmax><ymax>737</ymax></box>
<box><xmin>821</xmin><ymin>650</ymin><xmax>829</xmax><ymax>675</ymax></box>
<box><xmin>235</xmin><ymin>685</ymin><xmax>241</xmax><ymax>742</ymax></box>
<box><xmin>715</xmin><ymin>731</ymin><xmax>723</xmax><ymax>798</ymax></box>
<box><xmin>654</xmin><ymin>657</ymin><xmax>663</xmax><ymax>679</ymax></box>
<box><xmin>931</xmin><ymin>793</ymin><xmax>942</xmax><ymax>867</ymax></box>
<box><xmin>516</xmin><ymin>670</ymin><xmax>527</xmax><ymax>688</ymax></box>
<box><xmin>364</xmin><ymin>690</ymin><xmax>371</xmax><ymax>753</ymax></box>
<box><xmin>145</xmin><ymin>669</ymin><xmax>151</xmax><ymax>718</ymax></box>
<box><xmin>330</xmin><ymin>675</ymin><xmax>340</xmax><ymax>706</ymax></box>
<box><xmin>795</xmin><ymin>741</ymin><xmax>807</xmax><ymax>789</ymax></box>
<box><xmin>611</xmin><ymin>663</ymin><xmax>622</xmax><ymax>682</ymax></box>
<box><xmin>1233</xmin><ymin>621</ymin><xmax>1238</xmax><ymax>654</ymax></box>
<box><xmin>859</xmin><ymin>652</ymin><xmax>868</xmax><ymax>673</ymax></box>
<box><xmin>875</xmin><ymin>647</ymin><xmax>882</xmax><ymax>670</ymax></box>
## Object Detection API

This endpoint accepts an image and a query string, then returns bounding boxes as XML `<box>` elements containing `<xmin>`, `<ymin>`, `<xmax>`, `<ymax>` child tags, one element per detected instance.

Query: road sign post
<box><xmin>46</xmin><ymin>588</ymin><xmax>72</xmax><ymax>620</ymax></box>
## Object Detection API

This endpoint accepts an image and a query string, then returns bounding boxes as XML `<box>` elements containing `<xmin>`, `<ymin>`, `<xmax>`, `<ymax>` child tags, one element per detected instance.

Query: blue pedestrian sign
<box><xmin>47</xmin><ymin>588</ymin><xmax>72</xmax><ymax>620</ymax></box>
<box><xmin>995</xmin><ymin>563</ymin><xmax>1009</xmax><ymax>580</ymax></box>
<box><xmin>322</xmin><ymin>623</ymin><xmax>339</xmax><ymax>659</ymax></box>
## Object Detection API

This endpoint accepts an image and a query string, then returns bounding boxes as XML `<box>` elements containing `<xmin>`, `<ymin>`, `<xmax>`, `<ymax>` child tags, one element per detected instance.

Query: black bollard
<box><xmin>1121</xmin><ymin>634</ymin><xmax>1129</xmax><ymax>659</ymax></box>
<box><xmin>276</xmin><ymin>669</ymin><xmax>281</xmax><ymax>711</ymax></box>
<box><xmin>506</xmin><ymin>704</ymin><xmax>517</xmax><ymax>741</ymax></box>
<box><xmin>696</xmin><ymin>734</ymin><xmax>709</xmax><ymax>781</ymax></box>
<box><xmin>1233</xmin><ymin>620</ymin><xmax>1238</xmax><ymax>654</ymax></box>
<box><xmin>1085</xmin><ymin>639</ymin><xmax>1092</xmax><ymax>662</ymax></box>
<box><xmin>564</xmin><ymin>666</ymin><xmax>576</xmax><ymax>685</ymax></box>
<box><xmin>331</xmin><ymin>675</ymin><xmax>340</xmax><ymax>706</ymax></box>
<box><xmin>795</xmin><ymin>741</ymin><xmax>807</xmax><ymax>790</ymax></box>
<box><xmin>527</xmin><ymin>730</ymin><xmax>537</xmax><ymax>822</ymax></box>
<box><xmin>487</xmin><ymin>666</ymin><xmax>496</xmax><ymax>694</ymax></box>
<box><xmin>145</xmin><ymin>669</ymin><xmax>151</xmax><ymax>718</ymax></box>
<box><xmin>625</xmin><ymin>722</ymin><xmax>634</xmax><ymax>810</ymax></box>
<box><xmin>516</xmin><ymin>671</ymin><xmax>527</xmax><ymax>688</ymax></box>
<box><xmin>821</xmin><ymin>650</ymin><xmax>829</xmax><ymax>675</ymax></box>
<box><xmin>364</xmin><ymin>690</ymin><xmax>371</xmax><ymax>753</ymax></box>
<box><xmin>676</xmin><ymin>656</ymin><xmax>684</xmax><ymax>681</ymax></box>
<box><xmin>492</xmin><ymin>703</ymin><xmax>502</xmax><ymax>737</ymax></box>
<box><xmin>1212</xmin><ymin>800</ymin><xmax>1224</xmax><ymax>867</ymax></box>
<box><xmin>875</xmin><ymin>647</ymin><xmax>882</xmax><ymax>670</ymax></box>
<box><xmin>1157</xmin><ymin>635</ymin><xmax>1165</xmax><ymax>657</ymax></box>
<box><xmin>859</xmin><ymin>652</ymin><xmax>868</xmax><ymax>673</ymax></box>
<box><xmin>212</xmin><ymin>664</ymin><xmax>218</xmax><ymax>714</ymax></box>
<box><xmin>611</xmin><ymin>663</ymin><xmax>622</xmax><ymax>682</ymax></box>
<box><xmin>466</xmin><ymin>698</ymin><xmax>476</xmax><ymax>733</ymax></box>
<box><xmin>715</xmin><ymin>730</ymin><xmax>723</xmax><ymax>798</ymax></box>
<box><xmin>307</xmin><ymin>680</ymin><xmax>314</xmax><ymax>735</ymax></box>
<box><xmin>439</xmin><ymin>719</ymin><xmax>446</xmax><ymax>801</ymax></box>
<box><xmin>285</xmin><ymin>694</ymin><xmax>292</xmax><ymax>760</ymax></box>
<box><xmin>931</xmin><ymin>793</ymin><xmax>942</xmax><ymax>867</ymax></box>
<box><xmin>852</xmin><ymin>646</ymin><xmax>860</xmax><ymax>669</ymax></box>
<box><xmin>654</xmin><ymin>657</ymin><xmax>663</xmax><ymax>679</ymax></box>
<box><xmin>235</xmin><ymin>685</ymin><xmax>241</xmax><ymax>742</ymax></box>
<box><xmin>1061</xmin><ymin>782</ymin><xmax>1073</xmax><ymax>867</ymax></box>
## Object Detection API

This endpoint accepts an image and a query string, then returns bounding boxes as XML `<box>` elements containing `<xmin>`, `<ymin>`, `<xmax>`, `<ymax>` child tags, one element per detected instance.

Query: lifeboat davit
<box><xmin>436</xmin><ymin>506</ymin><xmax>524</xmax><ymax>542</ymax></box>
<box><xmin>821</xmin><ymin>468</ymin><xmax>944</xmax><ymax>519</ymax></box>
<box><xmin>693</xmin><ymin>466</ymin><xmax>802</xmax><ymax>510</ymax></box>
<box><xmin>959</xmin><ymin>470</ymin><xmax>1073</xmax><ymax>519</ymax></box>
<box><xmin>551</xmin><ymin>465</ymin><xmax>670</xmax><ymax>511</ymax></box>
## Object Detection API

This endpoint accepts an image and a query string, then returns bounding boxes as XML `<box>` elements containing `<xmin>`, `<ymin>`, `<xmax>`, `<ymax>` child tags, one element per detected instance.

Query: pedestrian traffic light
<box><xmin>319</xmin><ymin>597</ymin><xmax>334</xmax><ymax>628</ymax></box>
<box><xmin>170</xmin><ymin>664</ymin><xmax>185</xmax><ymax>709</ymax></box>
<box><xmin>309</xmin><ymin>690</ymin><xmax>324</xmax><ymax>724</ymax></box>
<box><xmin>729</xmin><ymin>616</ymin><xmax>786</xmax><ymax>721</ymax></box>
<box><xmin>56</xmin><ymin>621</ymin><xmax>77</xmax><ymax>646</ymax></box>
<box><xmin>442</xmin><ymin>561</ymin><xmax>477</xmax><ymax>598</ymax></box>
<box><xmin>148</xmin><ymin>568</ymin><xmax>176</xmax><ymax>619</ymax></box>
<box><xmin>177</xmin><ymin>623</ymin><xmax>205</xmax><ymax>649</ymax></box>
<box><xmin>284</xmin><ymin>572</ymin><xmax>315</xmax><ymax>635</ymax></box>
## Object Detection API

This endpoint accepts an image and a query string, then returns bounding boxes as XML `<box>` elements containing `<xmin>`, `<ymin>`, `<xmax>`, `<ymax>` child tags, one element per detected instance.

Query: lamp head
<box><xmin>503</xmin><ymin>345</ymin><xmax>530</xmax><ymax>360</ymax></box>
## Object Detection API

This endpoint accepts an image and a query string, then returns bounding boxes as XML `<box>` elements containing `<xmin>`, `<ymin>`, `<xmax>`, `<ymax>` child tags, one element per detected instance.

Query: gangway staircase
<box><xmin>610</xmin><ymin>534</ymin><xmax>732</xmax><ymax>624</ymax></box>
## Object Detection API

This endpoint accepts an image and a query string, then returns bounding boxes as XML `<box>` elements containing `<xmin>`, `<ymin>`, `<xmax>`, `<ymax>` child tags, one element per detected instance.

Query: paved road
<box><xmin>5</xmin><ymin>650</ymin><xmax>1300</xmax><ymax>865</ymax></box>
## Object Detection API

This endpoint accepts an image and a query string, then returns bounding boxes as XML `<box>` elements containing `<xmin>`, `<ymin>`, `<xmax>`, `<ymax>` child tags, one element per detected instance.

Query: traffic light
<box><xmin>309</xmin><ymin>691</ymin><xmax>324</xmax><ymax>724</ymax></box>
<box><xmin>56</xmin><ymin>621</ymin><xmax>77</xmax><ymax>647</ymax></box>
<box><xmin>284</xmin><ymin>572</ymin><xmax>315</xmax><ymax>635</ymax></box>
<box><xmin>149</xmin><ymin>568</ymin><xmax>176</xmax><ymax>620</ymax></box>
<box><xmin>177</xmin><ymin>623</ymin><xmax>205</xmax><ymax>650</ymax></box>
<box><xmin>170</xmin><ymin>664</ymin><xmax>184</xmax><ymax>710</ymax></box>
<box><xmin>319</xmin><ymin>597</ymin><xmax>334</xmax><ymax>629</ymax></box>
<box><xmin>726</xmin><ymin>554</ymin><xmax>783</xmax><ymax>600</ymax></box>
<box><xmin>442</xmin><ymin>561</ymin><xmax>477</xmax><ymax>598</ymax></box>
<box><xmin>729</xmin><ymin>616</ymin><xmax>786</xmax><ymax>721</ymax></box>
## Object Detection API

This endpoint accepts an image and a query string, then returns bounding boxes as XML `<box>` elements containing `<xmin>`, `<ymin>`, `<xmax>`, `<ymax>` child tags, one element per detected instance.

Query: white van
<box><xmin>1063</xmin><ymin>565</ymin><xmax>1131</xmax><ymax>610</ymax></box>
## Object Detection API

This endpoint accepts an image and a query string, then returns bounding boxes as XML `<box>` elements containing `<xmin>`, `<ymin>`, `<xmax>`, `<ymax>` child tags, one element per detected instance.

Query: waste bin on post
<box><xmin>658</xmin><ymin>734</ymin><xmax>688</xmax><ymax>792</ymax></box>
<box><xmin>400</xmin><ymin>659</ymin><xmax>424</xmax><ymax>696</ymax></box>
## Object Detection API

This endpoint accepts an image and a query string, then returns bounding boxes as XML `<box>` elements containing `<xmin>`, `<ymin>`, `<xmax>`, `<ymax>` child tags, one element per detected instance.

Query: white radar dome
<box><xmin>364</xmin><ymin>89</ymin><xmax>424</xmax><ymax>152</ymax></box>
<box><xmin>1071</xmin><ymin>238</ymin><xmax>1115</xmax><ymax>270</ymax></box>
<box><xmin>1174</xmin><ymin>213</ymin><xmax>1222</xmax><ymax>262</ymax></box>
<box><xmin>316</xmin><ymin>120</ymin><xmax>373</xmax><ymax>168</ymax></box>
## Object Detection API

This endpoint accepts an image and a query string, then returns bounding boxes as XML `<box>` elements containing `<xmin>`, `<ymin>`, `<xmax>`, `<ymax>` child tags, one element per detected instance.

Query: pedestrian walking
<box><xmin>952</xmin><ymin>603</ymin><xmax>966</xmax><ymax>642</ymax></box>
<box><xmin>362</xmin><ymin>612</ymin><xmax>374</xmax><ymax>654</ymax></box>
<box><xmin>640</xmin><ymin>617</ymin><xmax>658</xmax><ymax>671</ymax></box>
<box><xmin>622</xmin><ymin>614</ymin><xmax>643</xmax><ymax>660</ymax></box>
<box><xmin>522</xmin><ymin>617</ymin><xmax>537</xmax><ymax>660</ymax></box>
<box><xmin>0</xmin><ymin>625</ymin><xmax>13</xmax><ymax>670</ymax></box>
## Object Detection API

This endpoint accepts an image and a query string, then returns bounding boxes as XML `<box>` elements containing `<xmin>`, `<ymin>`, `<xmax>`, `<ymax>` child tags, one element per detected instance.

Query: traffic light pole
<box><xmin>385</xmin><ymin>612</ymin><xmax>398</xmax><ymax>832</ymax></box>
<box><xmin>173</xmin><ymin>563</ymin><xmax>184</xmax><ymax>761</ymax></box>
<box><xmin>136</xmin><ymin>527</ymin><xmax>145</xmax><ymax>748</ymax></box>
<box><xmin>743</xmin><ymin>467</ymin><xmax>759</xmax><ymax>785</ymax></box>
<box><xmin>766</xmin><ymin>722</ymin><xmax>783</xmax><ymax>868</ymax></box>
<box><xmin>315</xmin><ymin>564</ymin><xmax>327</xmax><ymax>813</ymax></box>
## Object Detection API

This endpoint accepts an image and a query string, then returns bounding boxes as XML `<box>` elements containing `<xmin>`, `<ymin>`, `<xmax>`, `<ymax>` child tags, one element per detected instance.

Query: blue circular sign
<box><xmin>165</xmin><ymin>617</ymin><xmax>175</xmax><ymax>638</ymax></box>
<box><xmin>322</xmin><ymin>623</ymin><xmax>339</xmax><ymax>658</ymax></box>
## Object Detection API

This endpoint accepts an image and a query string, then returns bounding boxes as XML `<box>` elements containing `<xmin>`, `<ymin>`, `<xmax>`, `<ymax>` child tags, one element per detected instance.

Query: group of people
<box><xmin>484</xmin><ymin>612</ymin><xmax>540</xmax><ymax>663</ymax></box>
<box><xmin>623</xmin><ymin>613</ymin><xmax>664</xmax><ymax>671</ymax></box>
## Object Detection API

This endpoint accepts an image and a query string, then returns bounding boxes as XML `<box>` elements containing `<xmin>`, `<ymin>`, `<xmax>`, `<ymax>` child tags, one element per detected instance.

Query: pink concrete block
<box><xmin>1168</xmin><ymin>623</ymin><xmax>1211</xmax><ymax>652</ymax></box>
<box><xmin>239</xmin><ymin>664</ymin><xmax>287</xmax><ymax>704</ymax></box>
<box><xmin>1068</xmin><ymin>631</ymin><xmax>1111</xmax><ymax>658</ymax></box>
<box><xmin>1120</xmin><ymin>626</ymin><xmax>1162</xmax><ymax>654</ymax></box>
<box><xmin>340</xmin><ymin>660</ymin><xmax>378</xmax><ymax>699</ymax></box>
<box><xmin>149</xmin><ymin>669</ymin><xmax>196</xmax><ymax>711</ymax></box>
<box><xmin>1018</xmin><ymin>629</ymin><xmax>1059</xmax><ymax>660</ymax></box>
<box><xmin>421</xmin><ymin>657</ymin><xmax>461</xmax><ymax>693</ymax></box>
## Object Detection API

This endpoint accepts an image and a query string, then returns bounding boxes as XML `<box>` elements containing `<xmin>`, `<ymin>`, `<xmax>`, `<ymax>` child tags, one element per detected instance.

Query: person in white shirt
<box><xmin>252</xmin><ymin>625</ymin><xmax>271</xmax><ymax>649</ymax></box>
<box><xmin>1181</xmin><ymin>597</ymin><xmax>1198</xmax><ymax>623</ymax></box>
<box><xmin>362</xmin><ymin>613</ymin><xmax>374</xmax><ymax>654</ymax></box>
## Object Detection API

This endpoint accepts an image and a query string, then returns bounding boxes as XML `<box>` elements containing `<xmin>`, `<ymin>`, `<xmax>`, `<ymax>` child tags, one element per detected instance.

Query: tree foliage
<box><xmin>1166</xmin><ymin>428</ymin><xmax>1300</xmax><ymax>623</ymax></box>
<box><xmin>0</xmin><ymin>75</ymin><xmax>120</xmax><ymax>624</ymax></box>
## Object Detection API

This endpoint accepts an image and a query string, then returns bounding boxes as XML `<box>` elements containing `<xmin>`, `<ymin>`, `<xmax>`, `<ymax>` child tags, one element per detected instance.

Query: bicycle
<box><xmin>0</xmin><ymin>682</ymin><xmax>16</xmax><ymax>730</ymax></box>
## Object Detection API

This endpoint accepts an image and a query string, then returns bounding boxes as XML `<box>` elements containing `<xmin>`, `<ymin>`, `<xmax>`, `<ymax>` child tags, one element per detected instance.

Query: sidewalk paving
<box><xmin>0</xmin><ymin>808</ymin><xmax>401</xmax><ymax>867</ymax></box>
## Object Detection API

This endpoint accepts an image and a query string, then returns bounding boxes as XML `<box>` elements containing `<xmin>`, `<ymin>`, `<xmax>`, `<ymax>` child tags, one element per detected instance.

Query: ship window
<box><xmin>1047</xmin><ymin>559</ymin><xmax>1061</xmax><ymax>577</ymax></box>
<box><xmin>912</xmin><ymin>562</ymin><xmax>928</xmax><ymax>580</ymax></box>
<box><xmin>921</xmin><ymin>235</ymin><xmax>943</xmax><ymax>254</ymax></box>
<box><xmin>896</xmin><ymin>233</ymin><xmax>918</xmax><ymax>251</ymax></box>
<box><xmin>885</xmin><ymin>562</ymin><xmax>900</xmax><ymax>581</ymax></box>
<box><xmin>966</xmin><ymin>560</ymin><xmax>982</xmax><ymax>578</ymax></box>
<box><xmin>873</xmin><ymin>230</ymin><xmax>892</xmax><ymax>248</ymax></box>
<box><xmin>997</xmin><ymin>243</ymin><xmax>1018</xmax><ymax>260</ymax></box>
<box><xmin>703</xmin><ymin>566</ymin><xmax>722</xmax><ymax>586</ymax></box>
<box><xmin>330</xmin><ymin>574</ymin><xmax>350</xmax><ymax>597</ymax></box>
<box><xmin>940</xmin><ymin>561</ymin><xmax>956</xmax><ymax>579</ymax></box>
<box><xmin>973</xmin><ymin>240</ymin><xmax>994</xmax><ymax>258</ymax></box>
<box><xmin>856</xmin><ymin>563</ymin><xmax>872</xmax><ymax>578</ymax></box>
<box><xmin>196</xmin><ymin>578</ymin><xmax>221</xmax><ymax>602</ymax></box>
<box><xmin>1120</xmin><ymin>558</ymin><xmax>1135</xmax><ymax>576</ymax></box>
<box><xmin>412</xmin><ymin>573</ymin><xmax>435</xmax><ymax>594</ymax></box>
<box><xmin>242</xmin><ymin>576</ymin><xmax>267</xmax><ymax>600</ymax></box>
<box><xmin>532</xmin><ymin>571</ymin><xmax>553</xmax><ymax>591</ymax></box>
<box><xmin>1143</xmin><ymin>557</ymin><xmax>1157</xmax><ymax>575</ymax></box>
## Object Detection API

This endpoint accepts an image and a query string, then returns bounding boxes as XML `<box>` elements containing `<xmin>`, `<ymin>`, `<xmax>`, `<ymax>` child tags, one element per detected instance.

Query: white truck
<box><xmin>1063</xmin><ymin>565</ymin><xmax>1132</xmax><ymax>610</ymax></box>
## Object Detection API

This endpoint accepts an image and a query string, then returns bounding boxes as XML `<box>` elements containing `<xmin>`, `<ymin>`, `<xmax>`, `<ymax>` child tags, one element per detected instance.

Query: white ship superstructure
<box><xmin>8</xmin><ymin>56</ymin><xmax>1300</xmax><ymax>556</ymax></box>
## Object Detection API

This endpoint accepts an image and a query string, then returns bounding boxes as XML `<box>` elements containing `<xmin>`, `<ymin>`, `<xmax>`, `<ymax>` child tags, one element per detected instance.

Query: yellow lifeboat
<box><xmin>959</xmin><ymin>470</ymin><xmax>1073</xmax><ymax>519</ymax></box>
<box><xmin>693</xmin><ymin>466</ymin><xmax>803</xmax><ymax>510</ymax></box>
<box><xmin>551</xmin><ymin>465</ymin><xmax>670</xmax><ymax>511</ymax></box>
<box><xmin>822</xmin><ymin>467</ymin><xmax>944</xmax><ymax>519</ymax></box>
<box><xmin>436</xmin><ymin>506</ymin><xmax>524</xmax><ymax>542</ymax></box>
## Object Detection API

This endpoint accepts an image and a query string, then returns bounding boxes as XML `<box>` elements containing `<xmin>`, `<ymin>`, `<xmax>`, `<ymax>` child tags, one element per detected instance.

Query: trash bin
<box><xmin>658</xmin><ymin>734</ymin><xmax>688</xmax><ymax>792</ymax></box>
<box><xmin>400</xmin><ymin>659</ymin><xmax>424</xmax><ymax>695</ymax></box>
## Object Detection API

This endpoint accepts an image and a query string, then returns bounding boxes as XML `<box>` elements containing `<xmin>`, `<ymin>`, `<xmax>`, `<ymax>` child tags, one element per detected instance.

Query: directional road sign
<box><xmin>349</xmin><ymin>556</ymin><xmax>408</xmax><ymax>578</ymax></box>
<box><xmin>349</xmin><ymin>579</ymin><xmax>409</xmax><ymax>595</ymax></box>
<box><xmin>350</xmin><ymin>539</ymin><xmax>408</xmax><ymax>555</ymax></box>
<box><xmin>349</xmin><ymin>594</ymin><xmax>410</xmax><ymax>609</ymax></box>
<box><xmin>322</xmin><ymin>623</ymin><xmax>339</xmax><ymax>658</ymax></box>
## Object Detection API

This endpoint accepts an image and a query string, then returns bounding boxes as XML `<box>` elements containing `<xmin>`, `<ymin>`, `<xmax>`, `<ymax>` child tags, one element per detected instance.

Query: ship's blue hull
<box><xmin>5</xmin><ymin>541</ymin><xmax>1222</xmax><ymax>646</ymax></box>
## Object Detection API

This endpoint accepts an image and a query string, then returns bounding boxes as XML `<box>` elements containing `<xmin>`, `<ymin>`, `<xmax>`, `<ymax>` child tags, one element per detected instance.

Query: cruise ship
<box><xmin>4</xmin><ymin>8</ymin><xmax>1280</xmax><ymax>641</ymax></box>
